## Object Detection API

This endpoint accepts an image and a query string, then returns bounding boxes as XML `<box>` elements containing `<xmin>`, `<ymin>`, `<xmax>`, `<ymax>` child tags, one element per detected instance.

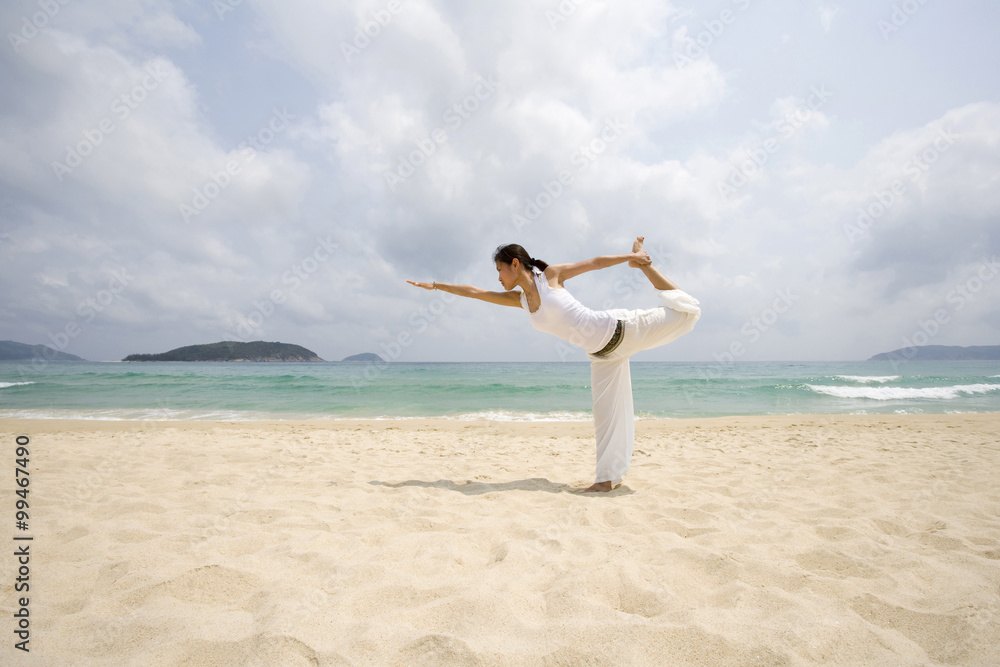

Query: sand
<box><xmin>1</xmin><ymin>413</ymin><xmax>999</xmax><ymax>666</ymax></box>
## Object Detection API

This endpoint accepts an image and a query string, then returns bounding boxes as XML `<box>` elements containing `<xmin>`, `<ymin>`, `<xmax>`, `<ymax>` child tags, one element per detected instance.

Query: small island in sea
<box><xmin>0</xmin><ymin>340</ymin><xmax>84</xmax><ymax>361</ymax></box>
<box><xmin>867</xmin><ymin>344</ymin><xmax>1000</xmax><ymax>361</ymax></box>
<box><xmin>341</xmin><ymin>353</ymin><xmax>385</xmax><ymax>362</ymax></box>
<box><xmin>123</xmin><ymin>341</ymin><xmax>324</xmax><ymax>362</ymax></box>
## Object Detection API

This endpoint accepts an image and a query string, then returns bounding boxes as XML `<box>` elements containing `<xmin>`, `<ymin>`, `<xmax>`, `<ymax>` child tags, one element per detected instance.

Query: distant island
<box><xmin>868</xmin><ymin>345</ymin><xmax>1000</xmax><ymax>361</ymax></box>
<box><xmin>0</xmin><ymin>340</ymin><xmax>84</xmax><ymax>361</ymax></box>
<box><xmin>341</xmin><ymin>353</ymin><xmax>385</xmax><ymax>362</ymax></box>
<box><xmin>123</xmin><ymin>341</ymin><xmax>324</xmax><ymax>362</ymax></box>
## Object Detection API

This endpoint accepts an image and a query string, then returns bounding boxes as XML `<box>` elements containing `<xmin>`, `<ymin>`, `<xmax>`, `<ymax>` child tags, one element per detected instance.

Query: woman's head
<box><xmin>493</xmin><ymin>244</ymin><xmax>548</xmax><ymax>290</ymax></box>
<box><xmin>492</xmin><ymin>244</ymin><xmax>548</xmax><ymax>270</ymax></box>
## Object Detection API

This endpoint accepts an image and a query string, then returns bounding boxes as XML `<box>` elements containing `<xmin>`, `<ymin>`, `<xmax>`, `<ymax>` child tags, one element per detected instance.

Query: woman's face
<box><xmin>496</xmin><ymin>260</ymin><xmax>519</xmax><ymax>290</ymax></box>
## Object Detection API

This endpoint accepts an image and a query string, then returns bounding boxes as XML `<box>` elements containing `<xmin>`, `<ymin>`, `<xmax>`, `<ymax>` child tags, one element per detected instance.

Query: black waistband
<box><xmin>592</xmin><ymin>320</ymin><xmax>624</xmax><ymax>357</ymax></box>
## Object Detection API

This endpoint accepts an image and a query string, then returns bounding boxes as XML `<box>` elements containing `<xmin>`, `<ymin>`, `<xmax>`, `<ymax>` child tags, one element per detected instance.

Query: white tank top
<box><xmin>519</xmin><ymin>268</ymin><xmax>618</xmax><ymax>353</ymax></box>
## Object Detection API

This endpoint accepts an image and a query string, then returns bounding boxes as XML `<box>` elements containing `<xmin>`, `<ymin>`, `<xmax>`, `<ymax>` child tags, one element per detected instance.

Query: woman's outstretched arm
<box><xmin>407</xmin><ymin>281</ymin><xmax>523</xmax><ymax>308</ymax></box>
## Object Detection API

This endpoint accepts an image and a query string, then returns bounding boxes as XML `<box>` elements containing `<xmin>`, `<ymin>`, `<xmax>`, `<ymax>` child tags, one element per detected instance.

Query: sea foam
<box><xmin>833</xmin><ymin>375</ymin><xmax>900</xmax><ymax>384</ymax></box>
<box><xmin>806</xmin><ymin>383</ymin><xmax>1000</xmax><ymax>401</ymax></box>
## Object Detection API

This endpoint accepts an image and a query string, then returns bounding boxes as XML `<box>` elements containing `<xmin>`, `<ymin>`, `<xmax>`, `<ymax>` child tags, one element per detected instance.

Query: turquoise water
<box><xmin>1</xmin><ymin>360</ymin><xmax>999</xmax><ymax>421</ymax></box>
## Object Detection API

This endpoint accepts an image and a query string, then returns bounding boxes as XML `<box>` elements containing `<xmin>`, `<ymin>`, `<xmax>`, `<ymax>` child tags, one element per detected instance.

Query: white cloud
<box><xmin>1</xmin><ymin>1</ymin><xmax>998</xmax><ymax>362</ymax></box>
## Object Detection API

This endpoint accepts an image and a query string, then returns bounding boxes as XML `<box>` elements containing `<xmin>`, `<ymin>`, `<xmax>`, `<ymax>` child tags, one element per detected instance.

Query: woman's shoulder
<box><xmin>542</xmin><ymin>264</ymin><xmax>568</xmax><ymax>287</ymax></box>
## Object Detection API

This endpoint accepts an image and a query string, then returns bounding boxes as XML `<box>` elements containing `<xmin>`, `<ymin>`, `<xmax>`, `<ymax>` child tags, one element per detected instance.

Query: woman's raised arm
<box><xmin>406</xmin><ymin>281</ymin><xmax>523</xmax><ymax>308</ymax></box>
<box><xmin>547</xmin><ymin>252</ymin><xmax>650</xmax><ymax>285</ymax></box>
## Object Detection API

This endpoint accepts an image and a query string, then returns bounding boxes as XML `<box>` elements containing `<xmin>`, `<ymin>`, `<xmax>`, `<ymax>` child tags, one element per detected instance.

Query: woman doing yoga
<box><xmin>407</xmin><ymin>236</ymin><xmax>701</xmax><ymax>492</ymax></box>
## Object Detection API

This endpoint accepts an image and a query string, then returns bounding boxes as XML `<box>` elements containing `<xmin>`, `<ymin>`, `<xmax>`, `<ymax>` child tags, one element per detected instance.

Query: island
<box><xmin>0</xmin><ymin>340</ymin><xmax>84</xmax><ymax>361</ymax></box>
<box><xmin>123</xmin><ymin>341</ymin><xmax>324</xmax><ymax>362</ymax></box>
<box><xmin>868</xmin><ymin>344</ymin><xmax>1000</xmax><ymax>361</ymax></box>
<box><xmin>341</xmin><ymin>353</ymin><xmax>385</xmax><ymax>362</ymax></box>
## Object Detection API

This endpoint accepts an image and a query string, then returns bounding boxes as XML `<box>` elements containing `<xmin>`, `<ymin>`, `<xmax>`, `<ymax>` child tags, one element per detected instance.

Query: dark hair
<box><xmin>492</xmin><ymin>244</ymin><xmax>549</xmax><ymax>271</ymax></box>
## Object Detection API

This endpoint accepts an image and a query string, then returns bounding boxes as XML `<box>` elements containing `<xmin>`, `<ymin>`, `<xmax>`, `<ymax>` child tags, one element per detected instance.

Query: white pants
<box><xmin>586</xmin><ymin>290</ymin><xmax>701</xmax><ymax>484</ymax></box>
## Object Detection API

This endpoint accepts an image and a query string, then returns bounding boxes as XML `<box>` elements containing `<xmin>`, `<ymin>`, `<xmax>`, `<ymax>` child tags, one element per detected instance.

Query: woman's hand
<box><xmin>629</xmin><ymin>251</ymin><xmax>652</xmax><ymax>267</ymax></box>
<box><xmin>407</xmin><ymin>281</ymin><xmax>522</xmax><ymax>308</ymax></box>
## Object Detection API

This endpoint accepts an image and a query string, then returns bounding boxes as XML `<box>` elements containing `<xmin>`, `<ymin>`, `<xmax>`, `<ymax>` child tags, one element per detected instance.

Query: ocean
<box><xmin>2</xmin><ymin>360</ymin><xmax>999</xmax><ymax>421</ymax></box>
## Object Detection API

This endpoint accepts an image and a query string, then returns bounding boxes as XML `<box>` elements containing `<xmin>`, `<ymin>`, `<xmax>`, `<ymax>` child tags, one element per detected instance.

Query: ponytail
<box><xmin>527</xmin><ymin>255</ymin><xmax>549</xmax><ymax>271</ymax></box>
<box><xmin>493</xmin><ymin>243</ymin><xmax>548</xmax><ymax>271</ymax></box>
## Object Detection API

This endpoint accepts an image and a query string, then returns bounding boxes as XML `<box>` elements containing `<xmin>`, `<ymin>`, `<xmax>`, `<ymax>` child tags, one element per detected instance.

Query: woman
<box><xmin>407</xmin><ymin>237</ymin><xmax>700</xmax><ymax>492</ymax></box>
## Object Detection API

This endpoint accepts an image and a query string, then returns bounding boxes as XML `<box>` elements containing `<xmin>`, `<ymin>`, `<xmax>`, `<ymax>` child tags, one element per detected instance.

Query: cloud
<box><xmin>841</xmin><ymin>103</ymin><xmax>999</xmax><ymax>268</ymax></box>
<box><xmin>1</xmin><ymin>1</ymin><xmax>998</xmax><ymax>362</ymax></box>
<box><xmin>0</xmin><ymin>9</ymin><xmax>314</xmax><ymax>358</ymax></box>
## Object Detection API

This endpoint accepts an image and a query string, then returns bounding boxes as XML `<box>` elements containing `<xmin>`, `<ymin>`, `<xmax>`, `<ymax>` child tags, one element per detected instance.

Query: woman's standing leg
<box><xmin>582</xmin><ymin>237</ymin><xmax>700</xmax><ymax>492</ymax></box>
<box><xmin>587</xmin><ymin>355</ymin><xmax>635</xmax><ymax>491</ymax></box>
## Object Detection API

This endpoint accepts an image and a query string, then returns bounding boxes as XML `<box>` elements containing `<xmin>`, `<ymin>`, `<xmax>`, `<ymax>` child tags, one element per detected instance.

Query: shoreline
<box><xmin>4</xmin><ymin>410</ymin><xmax>1000</xmax><ymax>432</ymax></box>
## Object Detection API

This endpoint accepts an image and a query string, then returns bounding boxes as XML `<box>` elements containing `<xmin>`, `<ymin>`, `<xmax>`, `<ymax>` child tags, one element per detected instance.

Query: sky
<box><xmin>0</xmin><ymin>0</ymin><xmax>998</xmax><ymax>363</ymax></box>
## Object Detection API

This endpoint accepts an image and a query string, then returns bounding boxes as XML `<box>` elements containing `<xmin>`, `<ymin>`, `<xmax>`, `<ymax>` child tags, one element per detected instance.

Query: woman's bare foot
<box><xmin>581</xmin><ymin>481</ymin><xmax>616</xmax><ymax>493</ymax></box>
<box><xmin>629</xmin><ymin>236</ymin><xmax>650</xmax><ymax>267</ymax></box>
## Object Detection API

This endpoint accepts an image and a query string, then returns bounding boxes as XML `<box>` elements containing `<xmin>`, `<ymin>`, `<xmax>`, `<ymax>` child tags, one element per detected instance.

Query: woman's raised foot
<box><xmin>629</xmin><ymin>235</ymin><xmax>649</xmax><ymax>267</ymax></box>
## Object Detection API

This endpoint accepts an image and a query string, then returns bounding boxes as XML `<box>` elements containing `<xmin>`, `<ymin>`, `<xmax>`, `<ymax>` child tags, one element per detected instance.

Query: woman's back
<box><xmin>519</xmin><ymin>268</ymin><xmax>617</xmax><ymax>353</ymax></box>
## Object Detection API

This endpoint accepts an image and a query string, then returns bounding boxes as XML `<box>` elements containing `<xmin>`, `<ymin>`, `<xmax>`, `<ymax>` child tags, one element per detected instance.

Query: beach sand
<box><xmin>1</xmin><ymin>413</ymin><xmax>999</xmax><ymax>666</ymax></box>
